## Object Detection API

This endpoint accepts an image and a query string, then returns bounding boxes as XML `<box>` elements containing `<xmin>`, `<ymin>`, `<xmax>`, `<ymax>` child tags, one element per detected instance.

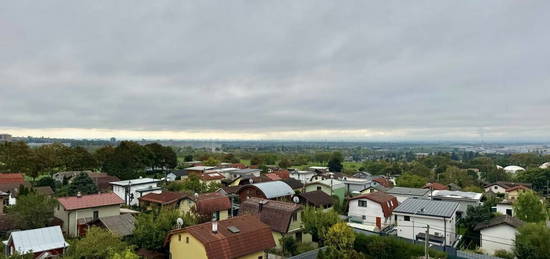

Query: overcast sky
<box><xmin>1</xmin><ymin>1</ymin><xmax>549</xmax><ymax>141</ymax></box>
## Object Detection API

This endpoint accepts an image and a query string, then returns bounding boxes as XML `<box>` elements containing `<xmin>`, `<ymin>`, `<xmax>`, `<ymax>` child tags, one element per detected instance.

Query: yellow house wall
<box><xmin>54</xmin><ymin>204</ymin><xmax>120</xmax><ymax>237</ymax></box>
<box><xmin>506</xmin><ymin>190</ymin><xmax>526</xmax><ymax>201</ymax></box>
<box><xmin>179</xmin><ymin>199</ymin><xmax>196</xmax><ymax>215</ymax></box>
<box><xmin>170</xmin><ymin>233</ymin><xmax>208</xmax><ymax>259</ymax></box>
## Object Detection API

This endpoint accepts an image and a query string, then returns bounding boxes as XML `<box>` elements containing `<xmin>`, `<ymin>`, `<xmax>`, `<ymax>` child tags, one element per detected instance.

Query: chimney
<box><xmin>212</xmin><ymin>221</ymin><xmax>218</xmax><ymax>233</ymax></box>
<box><xmin>77</xmin><ymin>191</ymin><xmax>82</xmax><ymax>198</ymax></box>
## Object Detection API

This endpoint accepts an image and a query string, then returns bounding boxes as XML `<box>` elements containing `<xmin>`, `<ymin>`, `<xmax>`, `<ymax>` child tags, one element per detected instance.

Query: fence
<box><xmin>452</xmin><ymin>250</ymin><xmax>503</xmax><ymax>259</ymax></box>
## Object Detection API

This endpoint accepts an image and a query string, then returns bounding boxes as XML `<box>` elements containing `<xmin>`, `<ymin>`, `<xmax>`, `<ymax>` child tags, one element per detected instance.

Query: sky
<box><xmin>1</xmin><ymin>1</ymin><xmax>549</xmax><ymax>142</ymax></box>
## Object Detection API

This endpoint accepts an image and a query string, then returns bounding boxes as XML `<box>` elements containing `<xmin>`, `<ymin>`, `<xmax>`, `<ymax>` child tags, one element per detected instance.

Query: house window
<box><xmin>178</xmin><ymin>234</ymin><xmax>181</xmax><ymax>241</ymax></box>
<box><xmin>494</xmin><ymin>186</ymin><xmax>498</xmax><ymax>190</ymax></box>
<box><xmin>186</xmin><ymin>237</ymin><xmax>189</xmax><ymax>244</ymax></box>
<box><xmin>258</xmin><ymin>256</ymin><xmax>263</xmax><ymax>259</ymax></box>
<box><xmin>506</xmin><ymin>209</ymin><xmax>512</xmax><ymax>216</ymax></box>
<box><xmin>296</xmin><ymin>232</ymin><xmax>302</xmax><ymax>242</ymax></box>
<box><xmin>404</xmin><ymin>216</ymin><xmax>410</xmax><ymax>221</ymax></box>
<box><xmin>358</xmin><ymin>200</ymin><xmax>367</xmax><ymax>207</ymax></box>
<box><xmin>317</xmin><ymin>186</ymin><xmax>322</xmax><ymax>191</ymax></box>
<box><xmin>362</xmin><ymin>215</ymin><xmax>366</xmax><ymax>220</ymax></box>
<box><xmin>93</xmin><ymin>211</ymin><xmax>99</xmax><ymax>220</ymax></box>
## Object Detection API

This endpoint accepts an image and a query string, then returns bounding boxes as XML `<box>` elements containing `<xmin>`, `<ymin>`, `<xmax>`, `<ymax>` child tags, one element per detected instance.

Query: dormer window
<box><xmin>358</xmin><ymin>200</ymin><xmax>367</xmax><ymax>207</ymax></box>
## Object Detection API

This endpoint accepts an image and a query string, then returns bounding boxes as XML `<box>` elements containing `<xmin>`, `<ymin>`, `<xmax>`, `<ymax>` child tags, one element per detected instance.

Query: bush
<box><xmin>353</xmin><ymin>234</ymin><xmax>447</xmax><ymax>259</ymax></box>
<box><xmin>493</xmin><ymin>250</ymin><xmax>514</xmax><ymax>259</ymax></box>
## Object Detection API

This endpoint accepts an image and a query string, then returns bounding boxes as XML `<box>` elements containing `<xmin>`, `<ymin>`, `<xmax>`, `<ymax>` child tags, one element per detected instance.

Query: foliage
<box><xmin>515</xmin><ymin>168</ymin><xmax>550</xmax><ymax>195</ymax></box>
<box><xmin>0</xmin><ymin>142</ymin><xmax>35</xmax><ymax>174</ymax></box>
<box><xmin>203</xmin><ymin>157</ymin><xmax>219</xmax><ymax>166</ymax></box>
<box><xmin>325</xmin><ymin>222</ymin><xmax>355</xmax><ymax>252</ymax></box>
<box><xmin>493</xmin><ymin>250</ymin><xmax>514</xmax><ymax>259</ymax></box>
<box><xmin>110</xmin><ymin>248</ymin><xmax>140</xmax><ymax>259</ymax></box>
<box><xmin>35</xmin><ymin>176</ymin><xmax>56</xmax><ymax>189</ymax></box>
<box><xmin>462</xmin><ymin>185</ymin><xmax>483</xmax><ymax>193</ymax></box>
<box><xmin>302</xmin><ymin>207</ymin><xmax>341</xmax><ymax>246</ymax></box>
<box><xmin>395</xmin><ymin>173</ymin><xmax>427</xmax><ymax>188</ymax></box>
<box><xmin>281</xmin><ymin>236</ymin><xmax>298</xmax><ymax>256</ymax></box>
<box><xmin>102</xmin><ymin>141</ymin><xmax>151</xmax><ymax>180</ymax></box>
<box><xmin>68</xmin><ymin>172</ymin><xmax>98</xmax><ymax>196</ymax></box>
<box><xmin>328</xmin><ymin>152</ymin><xmax>344</xmax><ymax>172</ymax></box>
<box><xmin>278</xmin><ymin>158</ymin><xmax>292</xmax><ymax>169</ymax></box>
<box><xmin>65</xmin><ymin>146</ymin><xmax>98</xmax><ymax>171</ymax></box>
<box><xmin>439</xmin><ymin>166</ymin><xmax>477</xmax><ymax>188</ymax></box>
<box><xmin>459</xmin><ymin>202</ymin><xmax>494</xmax><ymax>249</ymax></box>
<box><xmin>165</xmin><ymin>175</ymin><xmax>221</xmax><ymax>194</ymax></box>
<box><xmin>144</xmin><ymin>143</ymin><xmax>177</xmax><ymax>171</ymax></box>
<box><xmin>7</xmin><ymin>192</ymin><xmax>57</xmax><ymax>230</ymax></box>
<box><xmin>353</xmin><ymin>234</ymin><xmax>447</xmax><ymax>259</ymax></box>
<box><xmin>514</xmin><ymin>223</ymin><xmax>550</xmax><ymax>259</ymax></box>
<box><xmin>67</xmin><ymin>227</ymin><xmax>132</xmax><ymax>258</ymax></box>
<box><xmin>132</xmin><ymin>209</ymin><xmax>196</xmax><ymax>251</ymax></box>
<box><xmin>513</xmin><ymin>190</ymin><xmax>547</xmax><ymax>223</ymax></box>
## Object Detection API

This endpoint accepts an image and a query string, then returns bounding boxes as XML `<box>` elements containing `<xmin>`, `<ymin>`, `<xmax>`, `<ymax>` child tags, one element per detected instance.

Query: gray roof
<box><xmin>8</xmin><ymin>226</ymin><xmax>68</xmax><ymax>254</ymax></box>
<box><xmin>232</xmin><ymin>169</ymin><xmax>261</xmax><ymax>174</ymax></box>
<box><xmin>393</xmin><ymin>198</ymin><xmax>459</xmax><ymax>218</ymax></box>
<box><xmin>98</xmin><ymin>214</ymin><xmax>136</xmax><ymax>237</ymax></box>
<box><xmin>385</xmin><ymin>187</ymin><xmax>430</xmax><ymax>196</ymax></box>
<box><xmin>252</xmin><ymin>181</ymin><xmax>295</xmax><ymax>199</ymax></box>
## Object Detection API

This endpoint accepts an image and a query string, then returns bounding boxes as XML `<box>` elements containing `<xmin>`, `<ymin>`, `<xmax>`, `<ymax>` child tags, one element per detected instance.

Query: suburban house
<box><xmin>54</xmin><ymin>192</ymin><xmax>124</xmax><ymax>237</ymax></box>
<box><xmin>504</xmin><ymin>185</ymin><xmax>531</xmax><ymax>201</ymax></box>
<box><xmin>280</xmin><ymin>178</ymin><xmax>304</xmax><ymax>192</ymax></box>
<box><xmin>289</xmin><ymin>170</ymin><xmax>317</xmax><ymax>183</ymax></box>
<box><xmin>184</xmin><ymin>166</ymin><xmax>216</xmax><ymax>176</ymax></box>
<box><xmin>341</xmin><ymin>177</ymin><xmax>375</xmax><ymax>194</ymax></box>
<box><xmin>198</xmin><ymin>172</ymin><xmax>225</xmax><ymax>185</ymax></box>
<box><xmin>138</xmin><ymin>191</ymin><xmax>188</xmax><ymax>211</ymax></box>
<box><xmin>495</xmin><ymin>200</ymin><xmax>514</xmax><ymax>216</ymax></box>
<box><xmin>2</xmin><ymin>226</ymin><xmax>69</xmax><ymax>258</ymax></box>
<box><xmin>227</xmin><ymin>169</ymin><xmax>261</xmax><ymax>180</ymax></box>
<box><xmin>240</xmin><ymin>197</ymin><xmax>311</xmax><ymax>249</ymax></box>
<box><xmin>165</xmin><ymin>215</ymin><xmax>275</xmax><ymax>259</ymax></box>
<box><xmin>347</xmin><ymin>192</ymin><xmax>399</xmax><ymax>230</ymax></box>
<box><xmin>308</xmin><ymin>166</ymin><xmax>329</xmax><ymax>172</ymax></box>
<box><xmin>295</xmin><ymin>190</ymin><xmax>334</xmax><ymax>210</ymax></box>
<box><xmin>474</xmin><ymin>215</ymin><xmax>524</xmax><ymax>255</ymax></box>
<box><xmin>171</xmin><ymin>169</ymin><xmax>189</xmax><ymax>180</ymax></box>
<box><xmin>0</xmin><ymin>173</ymin><xmax>29</xmax><ymax>205</ymax></box>
<box><xmin>110</xmin><ymin>177</ymin><xmax>162</xmax><ymax>206</ymax></box>
<box><xmin>430</xmin><ymin>190</ymin><xmax>482</xmax><ymax>217</ymax></box>
<box><xmin>393</xmin><ymin>198</ymin><xmax>459</xmax><ymax>246</ymax></box>
<box><xmin>88</xmin><ymin>173</ymin><xmax>121</xmax><ymax>192</ymax></box>
<box><xmin>84</xmin><ymin>213</ymin><xmax>136</xmax><ymax>238</ymax></box>
<box><xmin>384</xmin><ymin>187</ymin><xmax>430</xmax><ymax>203</ymax></box>
<box><xmin>360</xmin><ymin>184</ymin><xmax>390</xmax><ymax>194</ymax></box>
<box><xmin>237</xmin><ymin>181</ymin><xmax>295</xmax><ymax>202</ymax></box>
<box><xmin>484</xmin><ymin>181</ymin><xmax>531</xmax><ymax>195</ymax></box>
<box><xmin>180</xmin><ymin>192</ymin><xmax>232</xmax><ymax>221</ymax></box>
<box><xmin>304</xmin><ymin>179</ymin><xmax>346</xmax><ymax>202</ymax></box>
<box><xmin>422</xmin><ymin>182</ymin><xmax>449</xmax><ymax>191</ymax></box>
<box><xmin>372</xmin><ymin>177</ymin><xmax>393</xmax><ymax>188</ymax></box>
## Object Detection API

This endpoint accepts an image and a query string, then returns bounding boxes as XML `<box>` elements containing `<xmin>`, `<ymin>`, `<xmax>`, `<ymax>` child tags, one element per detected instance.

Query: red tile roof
<box><xmin>57</xmin><ymin>193</ymin><xmax>124</xmax><ymax>210</ymax></box>
<box><xmin>349</xmin><ymin>192</ymin><xmax>399</xmax><ymax>218</ymax></box>
<box><xmin>166</xmin><ymin>215</ymin><xmax>275</xmax><ymax>259</ymax></box>
<box><xmin>372</xmin><ymin>177</ymin><xmax>393</xmax><ymax>188</ymax></box>
<box><xmin>272</xmin><ymin>170</ymin><xmax>290</xmax><ymax>179</ymax></box>
<box><xmin>200</xmin><ymin>172</ymin><xmax>225</xmax><ymax>181</ymax></box>
<box><xmin>239</xmin><ymin>197</ymin><xmax>302</xmax><ymax>233</ymax></box>
<box><xmin>138</xmin><ymin>191</ymin><xmax>187</xmax><ymax>205</ymax></box>
<box><xmin>422</xmin><ymin>182</ymin><xmax>449</xmax><ymax>191</ymax></box>
<box><xmin>505</xmin><ymin>185</ymin><xmax>530</xmax><ymax>192</ymax></box>
<box><xmin>298</xmin><ymin>190</ymin><xmax>334</xmax><ymax>207</ymax></box>
<box><xmin>230</xmin><ymin>163</ymin><xmax>247</xmax><ymax>169</ymax></box>
<box><xmin>265</xmin><ymin>173</ymin><xmax>282</xmax><ymax>181</ymax></box>
<box><xmin>196</xmin><ymin>193</ymin><xmax>231</xmax><ymax>215</ymax></box>
<box><xmin>0</xmin><ymin>173</ymin><xmax>25</xmax><ymax>183</ymax></box>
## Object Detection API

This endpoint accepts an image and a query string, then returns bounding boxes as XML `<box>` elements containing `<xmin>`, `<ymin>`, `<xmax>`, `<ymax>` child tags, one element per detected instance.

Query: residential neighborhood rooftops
<box><xmin>93</xmin><ymin>214</ymin><xmax>136</xmax><ymax>237</ymax></box>
<box><xmin>0</xmin><ymin>173</ymin><xmax>25</xmax><ymax>183</ymax></box>
<box><xmin>165</xmin><ymin>215</ymin><xmax>275</xmax><ymax>259</ymax></box>
<box><xmin>306</xmin><ymin>179</ymin><xmax>345</xmax><ymax>189</ymax></box>
<box><xmin>185</xmin><ymin>166</ymin><xmax>215</xmax><ymax>171</ymax></box>
<box><xmin>109</xmin><ymin>178</ymin><xmax>161</xmax><ymax>186</ymax></box>
<box><xmin>231</xmin><ymin>169</ymin><xmax>261</xmax><ymax>174</ymax></box>
<box><xmin>264</xmin><ymin>173</ymin><xmax>282</xmax><ymax>181</ymax></box>
<box><xmin>474</xmin><ymin>215</ymin><xmax>524</xmax><ymax>231</ymax></box>
<box><xmin>349</xmin><ymin>192</ymin><xmax>399</xmax><ymax>217</ymax></box>
<box><xmin>251</xmin><ymin>181</ymin><xmax>295</xmax><ymax>199</ymax></box>
<box><xmin>138</xmin><ymin>191</ymin><xmax>187</xmax><ymax>205</ymax></box>
<box><xmin>240</xmin><ymin>197</ymin><xmax>302</xmax><ymax>233</ymax></box>
<box><xmin>385</xmin><ymin>187</ymin><xmax>430</xmax><ymax>196</ymax></box>
<box><xmin>297</xmin><ymin>190</ymin><xmax>334</xmax><ymax>207</ymax></box>
<box><xmin>485</xmin><ymin>181</ymin><xmax>532</xmax><ymax>189</ymax></box>
<box><xmin>57</xmin><ymin>193</ymin><xmax>124</xmax><ymax>210</ymax></box>
<box><xmin>393</xmin><ymin>198</ymin><xmax>459</xmax><ymax>218</ymax></box>
<box><xmin>280</xmin><ymin>178</ymin><xmax>304</xmax><ymax>189</ymax></box>
<box><xmin>196</xmin><ymin>193</ymin><xmax>232</xmax><ymax>215</ymax></box>
<box><xmin>6</xmin><ymin>226</ymin><xmax>69</xmax><ymax>254</ymax></box>
<box><xmin>200</xmin><ymin>172</ymin><xmax>225</xmax><ymax>181</ymax></box>
<box><xmin>505</xmin><ymin>185</ymin><xmax>530</xmax><ymax>192</ymax></box>
<box><xmin>422</xmin><ymin>183</ymin><xmax>449</xmax><ymax>190</ymax></box>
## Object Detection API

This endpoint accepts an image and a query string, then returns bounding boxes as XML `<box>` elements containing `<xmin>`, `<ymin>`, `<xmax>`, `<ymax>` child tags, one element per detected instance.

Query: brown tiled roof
<box><xmin>349</xmin><ymin>192</ymin><xmax>398</xmax><ymax>218</ymax></box>
<box><xmin>230</xmin><ymin>163</ymin><xmax>247</xmax><ymax>169</ymax></box>
<box><xmin>485</xmin><ymin>181</ymin><xmax>532</xmax><ymax>189</ymax></box>
<box><xmin>0</xmin><ymin>182</ymin><xmax>31</xmax><ymax>195</ymax></box>
<box><xmin>272</xmin><ymin>170</ymin><xmax>290</xmax><ymax>179</ymax></box>
<box><xmin>165</xmin><ymin>215</ymin><xmax>275</xmax><ymax>259</ymax></box>
<box><xmin>280</xmin><ymin>178</ymin><xmax>303</xmax><ymax>189</ymax></box>
<box><xmin>298</xmin><ymin>190</ymin><xmax>333</xmax><ymax>207</ymax></box>
<box><xmin>57</xmin><ymin>193</ymin><xmax>124</xmax><ymax>210</ymax></box>
<box><xmin>90</xmin><ymin>174</ymin><xmax>120</xmax><ymax>192</ymax></box>
<box><xmin>200</xmin><ymin>172</ymin><xmax>225</xmax><ymax>181</ymax></box>
<box><xmin>372</xmin><ymin>177</ymin><xmax>393</xmax><ymax>188</ymax></box>
<box><xmin>138</xmin><ymin>191</ymin><xmax>187</xmax><ymax>205</ymax></box>
<box><xmin>196</xmin><ymin>193</ymin><xmax>231</xmax><ymax>215</ymax></box>
<box><xmin>221</xmin><ymin>186</ymin><xmax>242</xmax><ymax>195</ymax></box>
<box><xmin>0</xmin><ymin>173</ymin><xmax>25</xmax><ymax>183</ymax></box>
<box><xmin>505</xmin><ymin>185</ymin><xmax>530</xmax><ymax>192</ymax></box>
<box><xmin>474</xmin><ymin>215</ymin><xmax>524</xmax><ymax>231</ymax></box>
<box><xmin>239</xmin><ymin>197</ymin><xmax>302</xmax><ymax>233</ymax></box>
<box><xmin>265</xmin><ymin>173</ymin><xmax>282</xmax><ymax>181</ymax></box>
<box><xmin>422</xmin><ymin>182</ymin><xmax>449</xmax><ymax>190</ymax></box>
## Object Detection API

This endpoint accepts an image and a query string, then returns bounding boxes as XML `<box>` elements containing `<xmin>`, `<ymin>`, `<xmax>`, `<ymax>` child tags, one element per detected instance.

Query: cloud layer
<box><xmin>1</xmin><ymin>1</ymin><xmax>549</xmax><ymax>141</ymax></box>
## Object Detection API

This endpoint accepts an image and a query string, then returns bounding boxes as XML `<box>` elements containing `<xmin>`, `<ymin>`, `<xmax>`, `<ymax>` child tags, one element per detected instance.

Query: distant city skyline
<box><xmin>2</xmin><ymin>1</ymin><xmax>550</xmax><ymax>142</ymax></box>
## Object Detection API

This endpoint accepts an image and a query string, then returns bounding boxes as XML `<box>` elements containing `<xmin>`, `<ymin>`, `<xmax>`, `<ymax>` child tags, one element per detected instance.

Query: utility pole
<box><xmin>424</xmin><ymin>225</ymin><xmax>430</xmax><ymax>259</ymax></box>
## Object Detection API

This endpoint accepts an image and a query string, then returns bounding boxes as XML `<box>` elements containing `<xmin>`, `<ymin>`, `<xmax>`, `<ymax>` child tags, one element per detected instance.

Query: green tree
<box><xmin>103</xmin><ymin>141</ymin><xmax>151</xmax><ymax>180</ymax></box>
<box><xmin>7</xmin><ymin>192</ymin><xmax>57</xmax><ymax>230</ymax></box>
<box><xmin>0</xmin><ymin>142</ymin><xmax>34</xmax><ymax>174</ymax></box>
<box><xmin>278</xmin><ymin>158</ymin><xmax>292</xmax><ymax>169</ymax></box>
<box><xmin>65</xmin><ymin>146</ymin><xmax>98</xmax><ymax>171</ymax></box>
<box><xmin>94</xmin><ymin>145</ymin><xmax>115</xmax><ymax>170</ymax></box>
<box><xmin>395</xmin><ymin>173</ymin><xmax>427</xmax><ymax>188</ymax></box>
<box><xmin>35</xmin><ymin>176</ymin><xmax>56</xmax><ymax>189</ymax></box>
<box><xmin>110</xmin><ymin>248</ymin><xmax>139</xmax><ymax>259</ymax></box>
<box><xmin>328</xmin><ymin>152</ymin><xmax>343</xmax><ymax>172</ymax></box>
<box><xmin>68</xmin><ymin>172</ymin><xmax>98</xmax><ymax>196</ymax></box>
<box><xmin>67</xmin><ymin>227</ymin><xmax>132</xmax><ymax>258</ymax></box>
<box><xmin>132</xmin><ymin>209</ymin><xmax>196</xmax><ymax>251</ymax></box>
<box><xmin>439</xmin><ymin>166</ymin><xmax>476</xmax><ymax>187</ymax></box>
<box><xmin>459</xmin><ymin>203</ymin><xmax>494</xmax><ymax>248</ymax></box>
<box><xmin>514</xmin><ymin>223</ymin><xmax>550</xmax><ymax>259</ymax></box>
<box><xmin>145</xmin><ymin>143</ymin><xmax>177</xmax><ymax>171</ymax></box>
<box><xmin>302</xmin><ymin>207</ymin><xmax>341</xmax><ymax>246</ymax></box>
<box><xmin>203</xmin><ymin>157</ymin><xmax>219</xmax><ymax>166</ymax></box>
<box><xmin>281</xmin><ymin>236</ymin><xmax>298</xmax><ymax>256</ymax></box>
<box><xmin>515</xmin><ymin>168</ymin><xmax>550</xmax><ymax>194</ymax></box>
<box><xmin>325</xmin><ymin>222</ymin><xmax>355</xmax><ymax>252</ymax></box>
<box><xmin>513</xmin><ymin>190</ymin><xmax>547</xmax><ymax>223</ymax></box>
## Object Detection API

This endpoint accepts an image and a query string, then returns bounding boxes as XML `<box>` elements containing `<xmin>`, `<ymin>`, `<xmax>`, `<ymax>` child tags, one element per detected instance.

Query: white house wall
<box><xmin>112</xmin><ymin>183</ymin><xmax>161</xmax><ymax>206</ymax></box>
<box><xmin>395</xmin><ymin>213</ymin><xmax>456</xmax><ymax>246</ymax></box>
<box><xmin>348</xmin><ymin>199</ymin><xmax>393</xmax><ymax>228</ymax></box>
<box><xmin>480</xmin><ymin>225</ymin><xmax>517</xmax><ymax>255</ymax></box>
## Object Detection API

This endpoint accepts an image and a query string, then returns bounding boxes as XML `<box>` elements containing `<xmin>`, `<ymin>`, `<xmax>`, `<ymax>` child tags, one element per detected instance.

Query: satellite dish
<box><xmin>292</xmin><ymin>196</ymin><xmax>300</xmax><ymax>203</ymax></box>
<box><xmin>176</xmin><ymin>218</ymin><xmax>184</xmax><ymax>228</ymax></box>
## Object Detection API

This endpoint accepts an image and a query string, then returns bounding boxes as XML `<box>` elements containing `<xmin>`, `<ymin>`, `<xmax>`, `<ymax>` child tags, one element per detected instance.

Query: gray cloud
<box><xmin>1</xmin><ymin>0</ymin><xmax>550</xmax><ymax>141</ymax></box>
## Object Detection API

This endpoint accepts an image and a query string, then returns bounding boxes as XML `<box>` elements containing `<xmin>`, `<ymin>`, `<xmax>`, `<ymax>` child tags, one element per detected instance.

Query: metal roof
<box><xmin>431</xmin><ymin>190</ymin><xmax>482</xmax><ymax>201</ymax></box>
<box><xmin>393</xmin><ymin>198</ymin><xmax>459</xmax><ymax>218</ymax></box>
<box><xmin>109</xmin><ymin>178</ymin><xmax>161</xmax><ymax>186</ymax></box>
<box><xmin>8</xmin><ymin>226</ymin><xmax>69</xmax><ymax>254</ymax></box>
<box><xmin>252</xmin><ymin>181</ymin><xmax>295</xmax><ymax>199</ymax></box>
<box><xmin>98</xmin><ymin>214</ymin><xmax>136</xmax><ymax>237</ymax></box>
<box><xmin>385</xmin><ymin>187</ymin><xmax>430</xmax><ymax>196</ymax></box>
